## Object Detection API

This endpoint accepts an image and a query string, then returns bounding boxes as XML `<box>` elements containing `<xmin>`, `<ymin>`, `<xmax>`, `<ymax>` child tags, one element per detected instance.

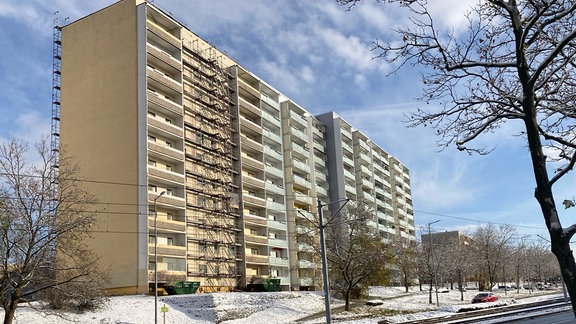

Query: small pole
<box><xmin>317</xmin><ymin>198</ymin><xmax>331</xmax><ymax>324</ymax></box>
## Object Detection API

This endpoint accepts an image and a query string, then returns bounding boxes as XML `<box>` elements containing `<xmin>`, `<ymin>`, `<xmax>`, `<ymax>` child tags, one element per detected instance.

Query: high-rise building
<box><xmin>58</xmin><ymin>0</ymin><xmax>414</xmax><ymax>294</ymax></box>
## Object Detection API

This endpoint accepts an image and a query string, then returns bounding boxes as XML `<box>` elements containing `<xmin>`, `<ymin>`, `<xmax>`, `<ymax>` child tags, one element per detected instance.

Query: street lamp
<box><xmin>428</xmin><ymin>220</ymin><xmax>440</xmax><ymax>307</ymax></box>
<box><xmin>153</xmin><ymin>190</ymin><xmax>165</xmax><ymax>324</ymax></box>
<box><xmin>316</xmin><ymin>197</ymin><xmax>350</xmax><ymax>324</ymax></box>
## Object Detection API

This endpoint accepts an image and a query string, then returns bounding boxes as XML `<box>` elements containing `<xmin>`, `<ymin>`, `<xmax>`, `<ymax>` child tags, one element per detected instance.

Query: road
<box><xmin>502</xmin><ymin>308</ymin><xmax>574</xmax><ymax>324</ymax></box>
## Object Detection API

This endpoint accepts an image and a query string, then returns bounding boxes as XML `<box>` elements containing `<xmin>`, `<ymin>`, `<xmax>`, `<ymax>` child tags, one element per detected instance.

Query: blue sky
<box><xmin>1</xmin><ymin>0</ymin><xmax>574</xmax><ymax>242</ymax></box>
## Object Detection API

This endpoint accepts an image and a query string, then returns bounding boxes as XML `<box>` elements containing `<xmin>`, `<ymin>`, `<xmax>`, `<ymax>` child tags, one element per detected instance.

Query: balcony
<box><xmin>263</xmin><ymin>146</ymin><xmax>283</xmax><ymax>161</ymax></box>
<box><xmin>245</xmin><ymin>254</ymin><xmax>269</xmax><ymax>264</ymax></box>
<box><xmin>264</xmin><ymin>165</ymin><xmax>284</xmax><ymax>178</ymax></box>
<box><xmin>146</xmin><ymin>21</ymin><xmax>181</xmax><ymax>49</ymax></box>
<box><xmin>297</xmin><ymin>260</ymin><xmax>317</xmax><ymax>269</ymax></box>
<box><xmin>290</xmin><ymin>143</ymin><xmax>309</xmax><ymax>159</ymax></box>
<box><xmin>240</xmin><ymin>116</ymin><xmax>262</xmax><ymax>134</ymax></box>
<box><xmin>147</xmin><ymin>116</ymin><xmax>183</xmax><ymax>138</ymax></box>
<box><xmin>148</xmin><ymin>244</ymin><xmax>186</xmax><ymax>257</ymax></box>
<box><xmin>297</xmin><ymin>243</ymin><xmax>315</xmax><ymax>253</ymax></box>
<box><xmin>290</xmin><ymin>159</ymin><xmax>310</xmax><ymax>173</ymax></box>
<box><xmin>269</xmin><ymin>257</ymin><xmax>289</xmax><ymax>267</ymax></box>
<box><xmin>315</xmin><ymin>186</ymin><xmax>328</xmax><ymax>196</ymax></box>
<box><xmin>146</xmin><ymin>43</ymin><xmax>181</xmax><ymax>71</ymax></box>
<box><xmin>342</xmin><ymin>154</ymin><xmax>354</xmax><ymax>167</ymax></box>
<box><xmin>148</xmin><ymin>166</ymin><xmax>185</xmax><ymax>185</ymax></box>
<box><xmin>269</xmin><ymin>238</ymin><xmax>288</xmax><ymax>248</ymax></box>
<box><xmin>147</xmin><ymin>67</ymin><xmax>183</xmax><ymax>93</ymax></box>
<box><xmin>244</xmin><ymin>214</ymin><xmax>267</xmax><ymax>226</ymax></box>
<box><xmin>260</xmin><ymin>92</ymin><xmax>279</xmax><ymax>109</ymax></box>
<box><xmin>265</xmin><ymin>182</ymin><xmax>285</xmax><ymax>195</ymax></box>
<box><xmin>291</xmin><ymin>174</ymin><xmax>311</xmax><ymax>188</ymax></box>
<box><xmin>239</xmin><ymin>97</ymin><xmax>261</xmax><ymax>117</ymax></box>
<box><xmin>243</xmin><ymin>174</ymin><xmax>265</xmax><ymax>188</ymax></box>
<box><xmin>261</xmin><ymin>111</ymin><xmax>281</xmax><ymax>127</ymax></box>
<box><xmin>266</xmin><ymin>200</ymin><xmax>285</xmax><ymax>211</ymax></box>
<box><xmin>240</xmin><ymin>135</ymin><xmax>263</xmax><ymax>152</ymax></box>
<box><xmin>289</xmin><ymin>110</ymin><xmax>307</xmax><ymax>128</ymax></box>
<box><xmin>245</xmin><ymin>234</ymin><xmax>268</xmax><ymax>245</ymax></box>
<box><xmin>262</xmin><ymin>128</ymin><xmax>282</xmax><ymax>144</ymax></box>
<box><xmin>243</xmin><ymin>194</ymin><xmax>266</xmax><ymax>208</ymax></box>
<box><xmin>290</xmin><ymin>126</ymin><xmax>308</xmax><ymax>143</ymax></box>
<box><xmin>241</xmin><ymin>155</ymin><xmax>264</xmax><ymax>171</ymax></box>
<box><xmin>267</xmin><ymin>220</ymin><xmax>287</xmax><ymax>231</ymax></box>
<box><xmin>238</xmin><ymin>79</ymin><xmax>260</xmax><ymax>100</ymax></box>
<box><xmin>147</xmin><ymin>218</ymin><xmax>186</xmax><ymax>233</ymax></box>
<box><xmin>147</xmin><ymin>91</ymin><xmax>183</xmax><ymax>116</ymax></box>
<box><xmin>294</xmin><ymin>193</ymin><xmax>312</xmax><ymax>206</ymax></box>
<box><xmin>148</xmin><ymin>192</ymin><xmax>186</xmax><ymax>208</ymax></box>
<box><xmin>148</xmin><ymin>141</ymin><xmax>184</xmax><ymax>162</ymax></box>
<box><xmin>299</xmin><ymin>277</ymin><xmax>316</xmax><ymax>287</ymax></box>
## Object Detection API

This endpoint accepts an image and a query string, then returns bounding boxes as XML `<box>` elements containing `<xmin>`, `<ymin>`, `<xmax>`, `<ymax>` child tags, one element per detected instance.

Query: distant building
<box><xmin>421</xmin><ymin>230</ymin><xmax>472</xmax><ymax>246</ymax></box>
<box><xmin>56</xmin><ymin>0</ymin><xmax>415</xmax><ymax>294</ymax></box>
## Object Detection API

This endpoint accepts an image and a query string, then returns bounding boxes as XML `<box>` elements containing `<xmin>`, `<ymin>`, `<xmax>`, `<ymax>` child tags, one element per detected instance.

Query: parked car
<box><xmin>471</xmin><ymin>292</ymin><xmax>498</xmax><ymax>303</ymax></box>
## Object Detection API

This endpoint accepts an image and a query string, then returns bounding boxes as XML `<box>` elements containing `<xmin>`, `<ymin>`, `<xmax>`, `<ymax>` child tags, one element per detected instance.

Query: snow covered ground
<box><xmin>2</xmin><ymin>286</ymin><xmax>563</xmax><ymax>323</ymax></box>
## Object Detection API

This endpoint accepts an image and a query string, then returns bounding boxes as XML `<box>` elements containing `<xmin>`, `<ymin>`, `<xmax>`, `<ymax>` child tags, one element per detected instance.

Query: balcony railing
<box><xmin>148</xmin><ymin>244</ymin><xmax>186</xmax><ymax>257</ymax></box>
<box><xmin>147</xmin><ymin>218</ymin><xmax>186</xmax><ymax>233</ymax></box>
<box><xmin>148</xmin><ymin>167</ymin><xmax>185</xmax><ymax>185</ymax></box>
<box><xmin>147</xmin><ymin>116</ymin><xmax>183</xmax><ymax>138</ymax></box>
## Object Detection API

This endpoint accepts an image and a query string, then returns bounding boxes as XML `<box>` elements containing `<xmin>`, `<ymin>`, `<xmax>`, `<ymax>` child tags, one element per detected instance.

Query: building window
<box><xmin>270</xmin><ymin>270</ymin><xmax>279</xmax><ymax>277</ymax></box>
<box><xmin>165</xmin><ymin>164</ymin><xmax>172</xmax><ymax>171</ymax></box>
<box><xmin>167</xmin><ymin>237</ymin><xmax>173</xmax><ymax>246</ymax></box>
<box><xmin>250</xmin><ymin>248</ymin><xmax>259</xmax><ymax>255</ymax></box>
<box><xmin>148</xmin><ymin>235</ymin><xmax>156</xmax><ymax>244</ymax></box>
<box><xmin>148</xmin><ymin>111</ymin><xmax>156</xmax><ymax>117</ymax></box>
<box><xmin>149</xmin><ymin>185</ymin><xmax>157</xmax><ymax>192</ymax></box>
<box><xmin>167</xmin><ymin>262</ymin><xmax>174</xmax><ymax>271</ymax></box>
<box><xmin>250</xmin><ymin>229</ymin><xmax>258</xmax><ymax>235</ymax></box>
<box><xmin>165</xmin><ymin>117</ymin><xmax>172</xmax><ymax>124</ymax></box>
<box><xmin>166</xmin><ymin>188</ymin><xmax>173</xmax><ymax>196</ymax></box>
<box><xmin>165</xmin><ymin>141</ymin><xmax>173</xmax><ymax>148</ymax></box>
<box><xmin>148</xmin><ymin>159</ymin><xmax>156</xmax><ymax>167</ymax></box>
<box><xmin>148</xmin><ymin>135</ymin><xmax>156</xmax><ymax>142</ymax></box>
<box><xmin>199</xmin><ymin>265</ymin><xmax>207</xmax><ymax>275</ymax></box>
<box><xmin>199</xmin><ymin>243</ymin><xmax>207</xmax><ymax>252</ymax></box>
<box><xmin>166</xmin><ymin>212</ymin><xmax>174</xmax><ymax>220</ymax></box>
<box><xmin>214</xmin><ymin>266</ymin><xmax>220</xmax><ymax>275</ymax></box>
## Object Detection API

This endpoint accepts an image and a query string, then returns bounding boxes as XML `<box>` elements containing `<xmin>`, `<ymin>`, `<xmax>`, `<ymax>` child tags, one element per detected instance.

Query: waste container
<box><xmin>164</xmin><ymin>281</ymin><xmax>200</xmax><ymax>295</ymax></box>
<box><xmin>263</xmin><ymin>278</ymin><xmax>281</xmax><ymax>292</ymax></box>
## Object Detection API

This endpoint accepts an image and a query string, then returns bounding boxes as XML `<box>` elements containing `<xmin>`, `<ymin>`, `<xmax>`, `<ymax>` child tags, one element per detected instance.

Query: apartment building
<box><xmin>317</xmin><ymin>113</ymin><xmax>416</xmax><ymax>242</ymax></box>
<box><xmin>57</xmin><ymin>0</ymin><xmax>414</xmax><ymax>294</ymax></box>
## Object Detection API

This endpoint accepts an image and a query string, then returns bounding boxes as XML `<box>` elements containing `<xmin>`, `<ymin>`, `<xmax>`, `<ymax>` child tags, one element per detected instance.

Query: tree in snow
<box><xmin>0</xmin><ymin>139</ymin><xmax>107</xmax><ymax>324</ymax></box>
<box><xmin>339</xmin><ymin>0</ymin><xmax>576</xmax><ymax>316</ymax></box>
<box><xmin>324</xmin><ymin>201</ymin><xmax>393</xmax><ymax>311</ymax></box>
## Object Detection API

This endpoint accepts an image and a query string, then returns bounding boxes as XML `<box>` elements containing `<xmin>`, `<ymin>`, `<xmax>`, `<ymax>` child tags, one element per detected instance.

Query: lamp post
<box><xmin>153</xmin><ymin>190</ymin><xmax>165</xmax><ymax>324</ymax></box>
<box><xmin>428</xmin><ymin>220</ymin><xmax>440</xmax><ymax>307</ymax></box>
<box><xmin>316</xmin><ymin>198</ymin><xmax>350</xmax><ymax>324</ymax></box>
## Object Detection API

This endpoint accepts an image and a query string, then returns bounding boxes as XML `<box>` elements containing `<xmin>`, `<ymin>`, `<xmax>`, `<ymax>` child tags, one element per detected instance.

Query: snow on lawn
<box><xmin>1</xmin><ymin>287</ymin><xmax>562</xmax><ymax>323</ymax></box>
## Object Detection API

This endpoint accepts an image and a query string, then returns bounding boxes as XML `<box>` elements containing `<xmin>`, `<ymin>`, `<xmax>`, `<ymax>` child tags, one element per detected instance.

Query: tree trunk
<box><xmin>403</xmin><ymin>273</ymin><xmax>409</xmax><ymax>293</ymax></box>
<box><xmin>3</xmin><ymin>295</ymin><xmax>20</xmax><ymax>324</ymax></box>
<box><xmin>428</xmin><ymin>274</ymin><xmax>433</xmax><ymax>304</ymax></box>
<box><xmin>344</xmin><ymin>288</ymin><xmax>351</xmax><ymax>311</ymax></box>
<box><xmin>523</xmin><ymin>90</ymin><xmax>576</xmax><ymax>317</ymax></box>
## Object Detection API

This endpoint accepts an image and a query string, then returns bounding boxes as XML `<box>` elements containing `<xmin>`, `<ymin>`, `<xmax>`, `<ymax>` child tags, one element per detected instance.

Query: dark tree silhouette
<box><xmin>339</xmin><ymin>0</ymin><xmax>576</xmax><ymax>316</ymax></box>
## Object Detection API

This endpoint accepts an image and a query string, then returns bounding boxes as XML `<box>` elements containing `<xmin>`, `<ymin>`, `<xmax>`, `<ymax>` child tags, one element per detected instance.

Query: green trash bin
<box><xmin>166</xmin><ymin>281</ymin><xmax>200</xmax><ymax>295</ymax></box>
<box><xmin>263</xmin><ymin>278</ymin><xmax>281</xmax><ymax>292</ymax></box>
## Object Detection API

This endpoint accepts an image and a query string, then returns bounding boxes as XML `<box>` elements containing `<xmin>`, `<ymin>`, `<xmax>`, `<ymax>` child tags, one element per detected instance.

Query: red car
<box><xmin>471</xmin><ymin>292</ymin><xmax>498</xmax><ymax>303</ymax></box>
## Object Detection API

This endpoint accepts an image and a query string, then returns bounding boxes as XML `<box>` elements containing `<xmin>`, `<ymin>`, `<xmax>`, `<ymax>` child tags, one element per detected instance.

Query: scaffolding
<box><xmin>51</xmin><ymin>16</ymin><xmax>62</xmax><ymax>173</ymax></box>
<box><xmin>182</xmin><ymin>39</ymin><xmax>241</xmax><ymax>292</ymax></box>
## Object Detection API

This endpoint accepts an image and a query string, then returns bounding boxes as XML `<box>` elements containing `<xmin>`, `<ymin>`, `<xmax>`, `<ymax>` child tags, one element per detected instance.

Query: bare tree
<box><xmin>472</xmin><ymin>224</ymin><xmax>516</xmax><ymax>291</ymax></box>
<box><xmin>445</xmin><ymin>239</ymin><xmax>475</xmax><ymax>301</ymax></box>
<box><xmin>324</xmin><ymin>201</ymin><xmax>392</xmax><ymax>311</ymax></box>
<box><xmin>339</xmin><ymin>0</ymin><xmax>576</xmax><ymax>316</ymax></box>
<box><xmin>390</xmin><ymin>239</ymin><xmax>418</xmax><ymax>293</ymax></box>
<box><xmin>0</xmin><ymin>139</ymin><xmax>105</xmax><ymax>324</ymax></box>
